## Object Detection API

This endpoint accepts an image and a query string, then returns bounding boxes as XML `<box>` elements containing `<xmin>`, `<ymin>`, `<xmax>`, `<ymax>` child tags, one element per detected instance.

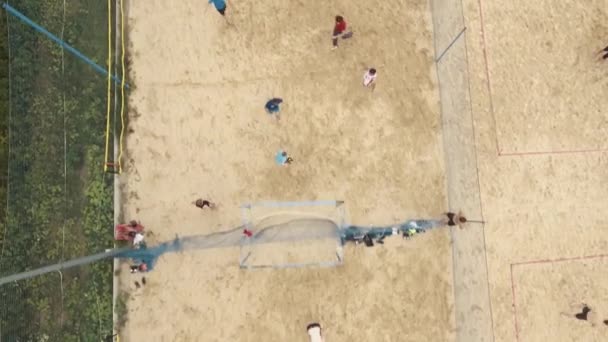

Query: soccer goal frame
<box><xmin>239</xmin><ymin>200</ymin><xmax>346</xmax><ymax>270</ymax></box>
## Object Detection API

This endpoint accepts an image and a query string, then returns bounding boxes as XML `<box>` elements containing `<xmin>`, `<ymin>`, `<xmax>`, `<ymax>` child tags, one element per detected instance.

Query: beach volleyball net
<box><xmin>430</xmin><ymin>0</ymin><xmax>495</xmax><ymax>340</ymax></box>
<box><xmin>239</xmin><ymin>200</ymin><xmax>346</xmax><ymax>269</ymax></box>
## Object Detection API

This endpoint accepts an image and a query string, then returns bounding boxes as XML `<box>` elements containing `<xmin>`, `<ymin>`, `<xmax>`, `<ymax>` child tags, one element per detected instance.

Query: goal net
<box><xmin>239</xmin><ymin>200</ymin><xmax>346</xmax><ymax>269</ymax></box>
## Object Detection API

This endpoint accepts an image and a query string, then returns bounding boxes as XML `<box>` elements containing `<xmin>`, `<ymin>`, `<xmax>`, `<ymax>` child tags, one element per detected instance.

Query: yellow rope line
<box><xmin>117</xmin><ymin>0</ymin><xmax>126</xmax><ymax>173</ymax></box>
<box><xmin>103</xmin><ymin>0</ymin><xmax>112</xmax><ymax>172</ymax></box>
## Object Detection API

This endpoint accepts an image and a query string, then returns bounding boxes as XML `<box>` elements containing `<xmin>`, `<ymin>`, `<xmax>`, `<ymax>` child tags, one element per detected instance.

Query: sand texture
<box><xmin>118</xmin><ymin>0</ymin><xmax>608</xmax><ymax>340</ymax></box>
<box><xmin>119</xmin><ymin>0</ymin><xmax>452</xmax><ymax>341</ymax></box>
<box><xmin>461</xmin><ymin>0</ymin><xmax>608</xmax><ymax>340</ymax></box>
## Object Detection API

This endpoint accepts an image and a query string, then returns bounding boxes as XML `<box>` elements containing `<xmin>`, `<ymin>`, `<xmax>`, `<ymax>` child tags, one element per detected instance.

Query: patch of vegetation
<box><xmin>0</xmin><ymin>7</ymin><xmax>8</xmax><ymax>213</ymax></box>
<box><xmin>0</xmin><ymin>1</ymin><xmax>125</xmax><ymax>340</ymax></box>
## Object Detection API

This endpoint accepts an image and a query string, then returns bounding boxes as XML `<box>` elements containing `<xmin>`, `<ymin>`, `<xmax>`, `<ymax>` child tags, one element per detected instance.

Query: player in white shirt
<box><xmin>307</xmin><ymin>323</ymin><xmax>324</xmax><ymax>342</ymax></box>
<box><xmin>362</xmin><ymin>68</ymin><xmax>377</xmax><ymax>91</ymax></box>
<box><xmin>132</xmin><ymin>232</ymin><xmax>145</xmax><ymax>247</ymax></box>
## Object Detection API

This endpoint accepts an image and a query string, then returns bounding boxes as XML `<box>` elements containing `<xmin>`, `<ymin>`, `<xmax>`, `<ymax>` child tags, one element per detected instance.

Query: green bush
<box><xmin>0</xmin><ymin>1</ymin><xmax>122</xmax><ymax>339</ymax></box>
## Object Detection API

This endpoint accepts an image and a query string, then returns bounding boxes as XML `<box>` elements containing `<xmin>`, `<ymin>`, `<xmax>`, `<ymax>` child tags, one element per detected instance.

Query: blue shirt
<box><xmin>209</xmin><ymin>0</ymin><xmax>226</xmax><ymax>9</ymax></box>
<box><xmin>265</xmin><ymin>102</ymin><xmax>279</xmax><ymax>113</ymax></box>
<box><xmin>265</xmin><ymin>98</ymin><xmax>283</xmax><ymax>113</ymax></box>
<box><xmin>275</xmin><ymin>150</ymin><xmax>288</xmax><ymax>165</ymax></box>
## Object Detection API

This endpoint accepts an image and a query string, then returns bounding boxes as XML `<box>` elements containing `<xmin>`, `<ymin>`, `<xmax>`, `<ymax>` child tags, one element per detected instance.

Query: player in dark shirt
<box><xmin>194</xmin><ymin>198</ymin><xmax>216</xmax><ymax>209</ymax></box>
<box><xmin>575</xmin><ymin>305</ymin><xmax>592</xmax><ymax>321</ymax></box>
<box><xmin>445</xmin><ymin>212</ymin><xmax>467</xmax><ymax>227</ymax></box>
<box><xmin>600</xmin><ymin>45</ymin><xmax>608</xmax><ymax>60</ymax></box>
<box><xmin>265</xmin><ymin>98</ymin><xmax>283</xmax><ymax>120</ymax></box>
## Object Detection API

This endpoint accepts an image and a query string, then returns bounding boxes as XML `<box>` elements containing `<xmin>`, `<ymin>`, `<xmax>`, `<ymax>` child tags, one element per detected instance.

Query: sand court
<box><xmin>479</xmin><ymin>0</ymin><xmax>608</xmax><ymax>154</ymax></box>
<box><xmin>119</xmin><ymin>0</ymin><xmax>453</xmax><ymax>340</ymax></box>
<box><xmin>511</xmin><ymin>256</ymin><xmax>608</xmax><ymax>341</ymax></box>
<box><xmin>120</xmin><ymin>232</ymin><xmax>453</xmax><ymax>341</ymax></box>
<box><xmin>118</xmin><ymin>0</ymin><xmax>608</xmax><ymax>340</ymax></box>
<box><xmin>461</xmin><ymin>0</ymin><xmax>608</xmax><ymax>340</ymax></box>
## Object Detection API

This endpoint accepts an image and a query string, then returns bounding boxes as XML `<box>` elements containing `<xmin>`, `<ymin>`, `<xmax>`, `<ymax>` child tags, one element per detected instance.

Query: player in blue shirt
<box><xmin>265</xmin><ymin>98</ymin><xmax>283</xmax><ymax>113</ymax></box>
<box><xmin>209</xmin><ymin>0</ymin><xmax>226</xmax><ymax>16</ymax></box>
<box><xmin>265</xmin><ymin>98</ymin><xmax>283</xmax><ymax>120</ymax></box>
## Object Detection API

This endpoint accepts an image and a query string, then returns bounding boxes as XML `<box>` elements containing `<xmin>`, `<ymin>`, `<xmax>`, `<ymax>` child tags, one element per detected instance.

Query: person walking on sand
<box><xmin>575</xmin><ymin>305</ymin><xmax>592</xmax><ymax>321</ymax></box>
<box><xmin>443</xmin><ymin>211</ymin><xmax>467</xmax><ymax>229</ymax></box>
<box><xmin>209</xmin><ymin>0</ymin><xmax>227</xmax><ymax>16</ymax></box>
<box><xmin>307</xmin><ymin>323</ymin><xmax>324</xmax><ymax>342</ymax></box>
<box><xmin>403</xmin><ymin>227</ymin><xmax>420</xmax><ymax>239</ymax></box>
<box><xmin>130</xmin><ymin>262</ymin><xmax>148</xmax><ymax>274</ymax></box>
<box><xmin>363</xmin><ymin>68</ymin><xmax>377</xmax><ymax>91</ymax></box>
<box><xmin>332</xmin><ymin>15</ymin><xmax>350</xmax><ymax>49</ymax></box>
<box><xmin>194</xmin><ymin>199</ymin><xmax>216</xmax><ymax>209</ymax></box>
<box><xmin>265</xmin><ymin>98</ymin><xmax>283</xmax><ymax>120</ymax></box>
<box><xmin>275</xmin><ymin>150</ymin><xmax>293</xmax><ymax>166</ymax></box>
<box><xmin>599</xmin><ymin>45</ymin><xmax>608</xmax><ymax>60</ymax></box>
<box><xmin>128</xmin><ymin>231</ymin><xmax>145</xmax><ymax>247</ymax></box>
<box><xmin>561</xmin><ymin>303</ymin><xmax>598</xmax><ymax>325</ymax></box>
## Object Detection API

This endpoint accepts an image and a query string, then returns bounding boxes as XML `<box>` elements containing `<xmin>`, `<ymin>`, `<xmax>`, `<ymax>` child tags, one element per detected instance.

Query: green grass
<box><xmin>0</xmin><ymin>1</ymin><xmax>123</xmax><ymax>340</ymax></box>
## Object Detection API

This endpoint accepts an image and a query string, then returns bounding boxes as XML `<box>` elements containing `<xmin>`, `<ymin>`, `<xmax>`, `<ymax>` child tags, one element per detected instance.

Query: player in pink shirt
<box><xmin>363</xmin><ymin>68</ymin><xmax>377</xmax><ymax>91</ymax></box>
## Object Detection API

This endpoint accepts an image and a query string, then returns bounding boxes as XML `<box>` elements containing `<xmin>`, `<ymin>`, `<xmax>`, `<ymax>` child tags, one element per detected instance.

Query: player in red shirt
<box><xmin>332</xmin><ymin>16</ymin><xmax>347</xmax><ymax>49</ymax></box>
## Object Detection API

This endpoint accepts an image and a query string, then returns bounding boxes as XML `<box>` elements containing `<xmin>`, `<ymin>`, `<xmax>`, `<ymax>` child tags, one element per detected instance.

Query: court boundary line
<box><xmin>477</xmin><ymin>0</ymin><xmax>608</xmax><ymax>157</ymax></box>
<box><xmin>462</xmin><ymin>19</ymin><xmax>497</xmax><ymax>342</ymax></box>
<box><xmin>510</xmin><ymin>254</ymin><xmax>608</xmax><ymax>341</ymax></box>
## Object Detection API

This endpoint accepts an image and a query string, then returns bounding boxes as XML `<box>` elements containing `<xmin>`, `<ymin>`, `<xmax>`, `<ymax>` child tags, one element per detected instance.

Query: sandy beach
<box><xmin>118</xmin><ymin>0</ymin><xmax>608</xmax><ymax>340</ymax></box>
<box><xmin>119</xmin><ymin>0</ymin><xmax>452</xmax><ymax>340</ymax></box>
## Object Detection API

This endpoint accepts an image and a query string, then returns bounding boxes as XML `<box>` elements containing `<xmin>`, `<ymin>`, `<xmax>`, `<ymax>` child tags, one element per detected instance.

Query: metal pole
<box><xmin>2</xmin><ymin>2</ymin><xmax>129</xmax><ymax>88</ymax></box>
<box><xmin>0</xmin><ymin>247</ymin><xmax>131</xmax><ymax>286</ymax></box>
<box><xmin>57</xmin><ymin>270</ymin><xmax>64</xmax><ymax>327</ymax></box>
